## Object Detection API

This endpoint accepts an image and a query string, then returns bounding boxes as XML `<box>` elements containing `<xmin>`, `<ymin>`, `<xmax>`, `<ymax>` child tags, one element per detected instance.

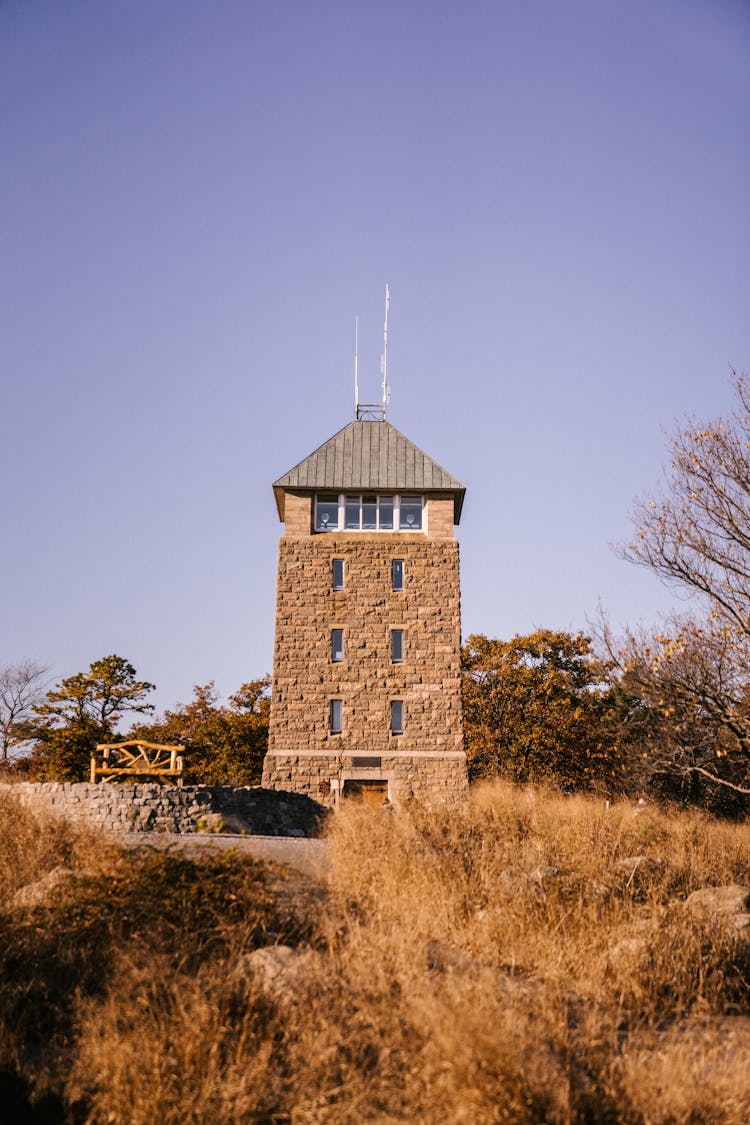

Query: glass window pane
<box><xmin>362</xmin><ymin>494</ymin><xmax>377</xmax><ymax>529</ymax></box>
<box><xmin>331</xmin><ymin>629</ymin><xmax>344</xmax><ymax>662</ymax></box>
<box><xmin>392</xmin><ymin>560</ymin><xmax>404</xmax><ymax>591</ymax></box>
<box><xmin>345</xmin><ymin>496</ymin><xmax>360</xmax><ymax>529</ymax></box>
<box><xmin>379</xmin><ymin>496</ymin><xmax>394</xmax><ymax>529</ymax></box>
<box><xmin>399</xmin><ymin>497</ymin><xmax>422</xmax><ymax>530</ymax></box>
<box><xmin>315</xmin><ymin>494</ymin><xmax>339</xmax><ymax>531</ymax></box>
<box><xmin>391</xmin><ymin>629</ymin><xmax>403</xmax><ymax>662</ymax></box>
<box><xmin>332</xmin><ymin>558</ymin><xmax>344</xmax><ymax>590</ymax></box>
<box><xmin>330</xmin><ymin>699</ymin><xmax>342</xmax><ymax>733</ymax></box>
<box><xmin>390</xmin><ymin>700</ymin><xmax>403</xmax><ymax>734</ymax></box>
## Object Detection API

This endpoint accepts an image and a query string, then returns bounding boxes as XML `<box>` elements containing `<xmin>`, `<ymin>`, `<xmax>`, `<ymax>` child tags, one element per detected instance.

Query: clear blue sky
<box><xmin>2</xmin><ymin>0</ymin><xmax>749</xmax><ymax>714</ymax></box>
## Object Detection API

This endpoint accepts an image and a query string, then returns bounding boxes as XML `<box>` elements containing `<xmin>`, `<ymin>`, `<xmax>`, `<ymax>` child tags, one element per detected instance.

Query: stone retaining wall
<box><xmin>1</xmin><ymin>783</ymin><xmax>329</xmax><ymax>838</ymax></box>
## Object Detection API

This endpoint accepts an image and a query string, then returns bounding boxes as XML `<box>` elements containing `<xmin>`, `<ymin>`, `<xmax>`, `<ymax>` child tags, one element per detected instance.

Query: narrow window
<box><xmin>390</xmin><ymin>700</ymin><xmax>404</xmax><ymax>735</ymax></box>
<box><xmin>345</xmin><ymin>495</ymin><xmax>360</xmax><ymax>529</ymax></box>
<box><xmin>391</xmin><ymin>629</ymin><xmax>403</xmax><ymax>663</ymax></box>
<box><xmin>331</xmin><ymin>628</ymin><xmax>344</xmax><ymax>662</ymax></box>
<box><xmin>399</xmin><ymin>496</ymin><xmax>422</xmax><ymax>530</ymax></box>
<box><xmin>392</xmin><ymin>559</ymin><xmax>404</xmax><ymax>591</ymax></box>
<box><xmin>315</xmin><ymin>493</ymin><xmax>339</xmax><ymax>532</ymax></box>
<box><xmin>330</xmin><ymin>699</ymin><xmax>342</xmax><ymax>734</ymax></box>
<box><xmin>362</xmin><ymin>494</ymin><xmax>377</xmax><ymax>530</ymax></box>
<box><xmin>332</xmin><ymin>558</ymin><xmax>344</xmax><ymax>590</ymax></box>
<box><xmin>379</xmin><ymin>495</ymin><xmax>394</xmax><ymax>529</ymax></box>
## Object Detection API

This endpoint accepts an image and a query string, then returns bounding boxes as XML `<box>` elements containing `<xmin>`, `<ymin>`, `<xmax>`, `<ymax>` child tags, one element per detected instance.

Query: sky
<box><xmin>2</xmin><ymin>0</ymin><xmax>749</xmax><ymax>715</ymax></box>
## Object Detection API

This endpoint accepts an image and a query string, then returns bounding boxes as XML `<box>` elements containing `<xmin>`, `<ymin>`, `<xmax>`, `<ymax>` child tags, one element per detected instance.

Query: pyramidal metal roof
<box><xmin>273</xmin><ymin>420</ymin><xmax>466</xmax><ymax>523</ymax></box>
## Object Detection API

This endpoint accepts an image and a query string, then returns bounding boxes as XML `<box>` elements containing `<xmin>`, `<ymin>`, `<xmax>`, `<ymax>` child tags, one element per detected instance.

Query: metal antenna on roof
<box><xmin>354</xmin><ymin>316</ymin><xmax>359</xmax><ymax>419</ymax></box>
<box><xmin>381</xmin><ymin>283</ymin><xmax>390</xmax><ymax>417</ymax></box>
<box><xmin>355</xmin><ymin>285</ymin><xmax>390</xmax><ymax>421</ymax></box>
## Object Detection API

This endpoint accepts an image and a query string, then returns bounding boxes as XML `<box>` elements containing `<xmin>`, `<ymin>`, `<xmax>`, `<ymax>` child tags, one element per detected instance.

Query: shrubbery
<box><xmin>2</xmin><ymin>785</ymin><xmax>750</xmax><ymax>1122</ymax></box>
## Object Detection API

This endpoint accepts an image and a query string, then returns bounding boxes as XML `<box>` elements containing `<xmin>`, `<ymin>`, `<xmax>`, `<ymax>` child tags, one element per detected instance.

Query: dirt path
<box><xmin>118</xmin><ymin>832</ymin><xmax>330</xmax><ymax>879</ymax></box>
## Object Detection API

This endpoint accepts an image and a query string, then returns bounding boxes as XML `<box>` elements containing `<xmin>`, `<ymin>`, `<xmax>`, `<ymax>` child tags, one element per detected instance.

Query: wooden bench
<box><xmin>91</xmin><ymin>740</ymin><xmax>185</xmax><ymax>786</ymax></box>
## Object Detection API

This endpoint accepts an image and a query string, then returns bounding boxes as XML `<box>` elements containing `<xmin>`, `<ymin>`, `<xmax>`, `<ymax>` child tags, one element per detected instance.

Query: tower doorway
<box><xmin>342</xmin><ymin>779</ymin><xmax>389</xmax><ymax>807</ymax></box>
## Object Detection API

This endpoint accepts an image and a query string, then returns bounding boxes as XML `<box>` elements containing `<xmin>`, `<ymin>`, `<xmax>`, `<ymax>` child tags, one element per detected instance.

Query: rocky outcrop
<box><xmin>683</xmin><ymin>885</ymin><xmax>750</xmax><ymax>931</ymax></box>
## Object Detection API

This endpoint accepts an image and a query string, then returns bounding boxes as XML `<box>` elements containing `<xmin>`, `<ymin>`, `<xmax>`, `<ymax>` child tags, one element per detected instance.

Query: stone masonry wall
<box><xmin>1</xmin><ymin>783</ymin><xmax>329</xmax><ymax>837</ymax></box>
<box><xmin>267</xmin><ymin>534</ymin><xmax>464</xmax><ymax>757</ymax></box>
<box><xmin>282</xmin><ymin>492</ymin><xmax>312</xmax><ymax>535</ymax></box>
<box><xmin>424</xmin><ymin>495</ymin><xmax>455</xmax><ymax>538</ymax></box>
<box><xmin>262</xmin><ymin>753</ymin><xmax>467</xmax><ymax>807</ymax></box>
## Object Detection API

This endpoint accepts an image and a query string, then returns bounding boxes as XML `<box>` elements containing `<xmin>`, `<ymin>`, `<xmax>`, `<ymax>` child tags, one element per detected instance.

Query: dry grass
<box><xmin>1</xmin><ymin>785</ymin><xmax>750</xmax><ymax>1122</ymax></box>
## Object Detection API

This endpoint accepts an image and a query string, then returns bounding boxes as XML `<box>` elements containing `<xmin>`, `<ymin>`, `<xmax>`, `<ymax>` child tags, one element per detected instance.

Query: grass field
<box><xmin>2</xmin><ymin>784</ymin><xmax>750</xmax><ymax>1123</ymax></box>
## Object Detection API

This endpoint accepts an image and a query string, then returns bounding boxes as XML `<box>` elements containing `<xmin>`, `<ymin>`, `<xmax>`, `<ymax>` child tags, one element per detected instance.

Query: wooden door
<box><xmin>343</xmin><ymin>779</ymin><xmax>389</xmax><ymax>807</ymax></box>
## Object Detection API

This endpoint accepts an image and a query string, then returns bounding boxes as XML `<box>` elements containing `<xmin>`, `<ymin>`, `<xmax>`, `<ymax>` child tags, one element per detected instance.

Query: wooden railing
<box><xmin>91</xmin><ymin>740</ymin><xmax>185</xmax><ymax>786</ymax></box>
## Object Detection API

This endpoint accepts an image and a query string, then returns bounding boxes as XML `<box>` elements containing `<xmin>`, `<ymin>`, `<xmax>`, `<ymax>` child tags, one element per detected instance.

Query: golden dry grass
<box><xmin>2</xmin><ymin>784</ymin><xmax>750</xmax><ymax>1122</ymax></box>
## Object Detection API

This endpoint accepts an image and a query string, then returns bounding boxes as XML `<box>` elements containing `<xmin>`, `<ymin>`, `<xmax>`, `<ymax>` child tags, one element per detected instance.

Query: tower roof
<box><xmin>273</xmin><ymin>419</ymin><xmax>466</xmax><ymax>523</ymax></box>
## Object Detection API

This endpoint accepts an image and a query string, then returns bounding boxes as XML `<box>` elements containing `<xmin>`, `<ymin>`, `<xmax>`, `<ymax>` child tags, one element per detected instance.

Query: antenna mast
<box><xmin>354</xmin><ymin>316</ymin><xmax>359</xmax><ymax>418</ymax></box>
<box><xmin>381</xmin><ymin>283</ymin><xmax>390</xmax><ymax>416</ymax></box>
<box><xmin>355</xmin><ymin>283</ymin><xmax>391</xmax><ymax>421</ymax></box>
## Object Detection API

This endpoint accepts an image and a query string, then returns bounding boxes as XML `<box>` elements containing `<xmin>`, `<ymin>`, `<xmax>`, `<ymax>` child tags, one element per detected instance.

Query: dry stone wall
<box><xmin>1</xmin><ymin>783</ymin><xmax>328</xmax><ymax>837</ymax></box>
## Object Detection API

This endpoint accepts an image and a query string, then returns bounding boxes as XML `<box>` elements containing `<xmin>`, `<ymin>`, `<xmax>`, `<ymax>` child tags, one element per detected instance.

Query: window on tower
<box><xmin>379</xmin><ymin>495</ymin><xmax>394</xmax><ymax>529</ymax></box>
<box><xmin>390</xmin><ymin>700</ymin><xmax>404</xmax><ymax>735</ymax></box>
<box><xmin>330</xmin><ymin>699</ymin><xmax>342</xmax><ymax>734</ymax></box>
<box><xmin>391</xmin><ymin>629</ymin><xmax>403</xmax><ymax>663</ymax></box>
<box><xmin>392</xmin><ymin>560</ymin><xmax>404</xmax><ymax>590</ymax></box>
<box><xmin>331</xmin><ymin>629</ymin><xmax>344</xmax><ymax>662</ymax></box>
<box><xmin>362</xmin><ymin>494</ymin><xmax>377</xmax><ymax>529</ymax></box>
<box><xmin>399</xmin><ymin>496</ymin><xmax>422</xmax><ymax>530</ymax></box>
<box><xmin>314</xmin><ymin>494</ymin><xmax>422</xmax><ymax>532</ymax></box>
<box><xmin>344</xmin><ymin>495</ymin><xmax>360</xmax><ymax>529</ymax></box>
<box><xmin>332</xmin><ymin>558</ymin><xmax>344</xmax><ymax>589</ymax></box>
<box><xmin>315</xmin><ymin>494</ymin><xmax>340</xmax><ymax>531</ymax></box>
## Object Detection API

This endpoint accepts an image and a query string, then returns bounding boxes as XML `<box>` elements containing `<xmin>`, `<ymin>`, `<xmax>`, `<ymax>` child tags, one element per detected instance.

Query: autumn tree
<box><xmin>29</xmin><ymin>655</ymin><xmax>155</xmax><ymax>780</ymax></box>
<box><xmin>131</xmin><ymin>677</ymin><xmax>270</xmax><ymax>786</ymax></box>
<box><xmin>0</xmin><ymin>660</ymin><xmax>49</xmax><ymax>763</ymax></box>
<box><xmin>462</xmin><ymin>630</ymin><xmax>622</xmax><ymax>789</ymax></box>
<box><xmin>620</xmin><ymin>372</ymin><xmax>750</xmax><ymax>802</ymax></box>
<box><xmin>625</xmin><ymin>372</ymin><xmax>750</xmax><ymax>638</ymax></box>
<box><xmin>603</xmin><ymin>616</ymin><xmax>750</xmax><ymax>812</ymax></box>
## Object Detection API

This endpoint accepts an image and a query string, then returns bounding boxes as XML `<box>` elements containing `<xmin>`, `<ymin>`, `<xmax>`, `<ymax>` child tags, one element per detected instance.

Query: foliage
<box><xmin>620</xmin><ymin>372</ymin><xmax>750</xmax><ymax>803</ymax></box>
<box><xmin>462</xmin><ymin>630</ymin><xmax>622</xmax><ymax>789</ymax></box>
<box><xmin>0</xmin><ymin>660</ymin><xmax>48</xmax><ymax>763</ymax></box>
<box><xmin>28</xmin><ymin>655</ymin><xmax>155</xmax><ymax>781</ymax></box>
<box><xmin>4</xmin><ymin>787</ymin><xmax>750</xmax><ymax>1122</ymax></box>
<box><xmin>600</xmin><ymin>613</ymin><xmax>750</xmax><ymax>814</ymax></box>
<box><xmin>131</xmin><ymin>678</ymin><xmax>270</xmax><ymax>785</ymax></box>
<box><xmin>0</xmin><ymin>793</ymin><xmax>300</xmax><ymax>1120</ymax></box>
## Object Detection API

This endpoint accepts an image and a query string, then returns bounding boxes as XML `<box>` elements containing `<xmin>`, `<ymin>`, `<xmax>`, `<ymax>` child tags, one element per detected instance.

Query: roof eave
<box><xmin>273</xmin><ymin>485</ymin><xmax>286</xmax><ymax>521</ymax></box>
<box><xmin>453</xmin><ymin>488</ymin><xmax>466</xmax><ymax>524</ymax></box>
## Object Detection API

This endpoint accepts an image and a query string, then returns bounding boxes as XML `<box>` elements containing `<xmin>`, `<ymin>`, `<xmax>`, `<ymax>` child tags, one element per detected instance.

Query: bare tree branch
<box><xmin>0</xmin><ymin>660</ymin><xmax>49</xmax><ymax>762</ymax></box>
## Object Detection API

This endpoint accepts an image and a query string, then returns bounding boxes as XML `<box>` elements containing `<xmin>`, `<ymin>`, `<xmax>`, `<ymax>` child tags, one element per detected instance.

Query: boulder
<box><xmin>608</xmin><ymin>936</ymin><xmax>647</xmax><ymax>965</ymax></box>
<box><xmin>10</xmin><ymin>866</ymin><xmax>74</xmax><ymax>911</ymax></box>
<box><xmin>683</xmin><ymin>885</ymin><xmax>750</xmax><ymax>931</ymax></box>
<box><xmin>232</xmin><ymin>944</ymin><xmax>322</xmax><ymax>1001</ymax></box>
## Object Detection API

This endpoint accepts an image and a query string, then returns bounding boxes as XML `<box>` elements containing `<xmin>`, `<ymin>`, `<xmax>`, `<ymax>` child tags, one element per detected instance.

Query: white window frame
<box><xmin>315</xmin><ymin>494</ymin><xmax>424</xmax><ymax>533</ymax></box>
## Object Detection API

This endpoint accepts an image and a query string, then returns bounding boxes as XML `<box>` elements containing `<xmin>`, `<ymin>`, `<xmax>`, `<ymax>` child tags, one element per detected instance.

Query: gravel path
<box><xmin>118</xmin><ymin>833</ymin><xmax>330</xmax><ymax>879</ymax></box>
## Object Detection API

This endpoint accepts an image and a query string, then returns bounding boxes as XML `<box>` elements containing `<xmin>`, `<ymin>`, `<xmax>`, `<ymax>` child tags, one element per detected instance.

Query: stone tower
<box><xmin>261</xmin><ymin>419</ymin><xmax>468</xmax><ymax>806</ymax></box>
